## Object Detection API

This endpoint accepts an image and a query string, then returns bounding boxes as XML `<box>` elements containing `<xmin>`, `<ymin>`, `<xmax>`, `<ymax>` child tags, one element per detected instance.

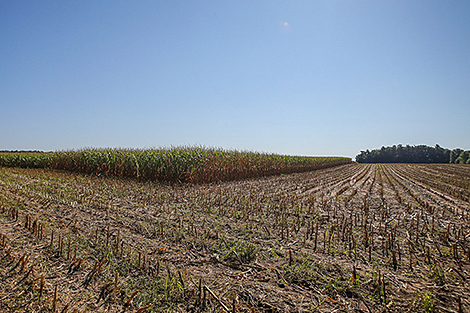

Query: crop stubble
<box><xmin>0</xmin><ymin>163</ymin><xmax>469</xmax><ymax>312</ymax></box>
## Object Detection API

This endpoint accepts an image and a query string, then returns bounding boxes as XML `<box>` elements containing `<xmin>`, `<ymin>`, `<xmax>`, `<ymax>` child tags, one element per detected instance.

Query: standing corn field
<box><xmin>0</xmin><ymin>147</ymin><xmax>351</xmax><ymax>183</ymax></box>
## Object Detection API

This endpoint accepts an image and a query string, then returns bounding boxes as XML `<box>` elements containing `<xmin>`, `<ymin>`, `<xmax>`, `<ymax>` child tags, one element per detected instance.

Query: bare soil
<box><xmin>0</xmin><ymin>164</ymin><xmax>469</xmax><ymax>312</ymax></box>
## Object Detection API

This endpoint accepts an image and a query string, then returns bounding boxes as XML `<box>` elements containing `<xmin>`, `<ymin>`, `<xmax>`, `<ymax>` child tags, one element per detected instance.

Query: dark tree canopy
<box><xmin>0</xmin><ymin>150</ymin><xmax>44</xmax><ymax>153</ymax></box>
<box><xmin>356</xmin><ymin>144</ymin><xmax>470</xmax><ymax>164</ymax></box>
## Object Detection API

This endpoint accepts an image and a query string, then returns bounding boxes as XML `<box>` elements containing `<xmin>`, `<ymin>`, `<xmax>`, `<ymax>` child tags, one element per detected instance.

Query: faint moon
<box><xmin>280</xmin><ymin>21</ymin><xmax>291</xmax><ymax>32</ymax></box>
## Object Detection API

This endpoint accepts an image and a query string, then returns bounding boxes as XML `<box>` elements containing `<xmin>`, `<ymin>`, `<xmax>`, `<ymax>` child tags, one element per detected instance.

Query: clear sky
<box><xmin>1</xmin><ymin>1</ymin><xmax>469</xmax><ymax>158</ymax></box>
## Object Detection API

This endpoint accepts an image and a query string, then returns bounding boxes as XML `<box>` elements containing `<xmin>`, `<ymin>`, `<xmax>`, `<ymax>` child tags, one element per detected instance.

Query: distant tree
<box><xmin>450</xmin><ymin>149</ymin><xmax>464</xmax><ymax>163</ymax></box>
<box><xmin>355</xmin><ymin>144</ymin><xmax>468</xmax><ymax>164</ymax></box>
<box><xmin>456</xmin><ymin>151</ymin><xmax>470</xmax><ymax>164</ymax></box>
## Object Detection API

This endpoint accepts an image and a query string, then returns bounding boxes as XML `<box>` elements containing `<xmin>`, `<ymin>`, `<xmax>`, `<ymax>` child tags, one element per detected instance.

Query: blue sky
<box><xmin>1</xmin><ymin>1</ymin><xmax>469</xmax><ymax>158</ymax></box>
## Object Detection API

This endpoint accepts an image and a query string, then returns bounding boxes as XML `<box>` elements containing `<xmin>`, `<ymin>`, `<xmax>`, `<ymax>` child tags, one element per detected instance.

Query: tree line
<box><xmin>0</xmin><ymin>150</ymin><xmax>45</xmax><ymax>153</ymax></box>
<box><xmin>356</xmin><ymin>144</ymin><xmax>470</xmax><ymax>164</ymax></box>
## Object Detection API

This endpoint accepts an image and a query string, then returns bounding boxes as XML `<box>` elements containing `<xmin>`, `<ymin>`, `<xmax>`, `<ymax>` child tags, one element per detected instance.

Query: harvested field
<box><xmin>0</xmin><ymin>163</ymin><xmax>469</xmax><ymax>312</ymax></box>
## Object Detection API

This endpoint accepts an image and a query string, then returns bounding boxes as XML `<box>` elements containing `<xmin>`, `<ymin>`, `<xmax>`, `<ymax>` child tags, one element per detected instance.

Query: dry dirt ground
<box><xmin>0</xmin><ymin>164</ymin><xmax>469</xmax><ymax>312</ymax></box>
